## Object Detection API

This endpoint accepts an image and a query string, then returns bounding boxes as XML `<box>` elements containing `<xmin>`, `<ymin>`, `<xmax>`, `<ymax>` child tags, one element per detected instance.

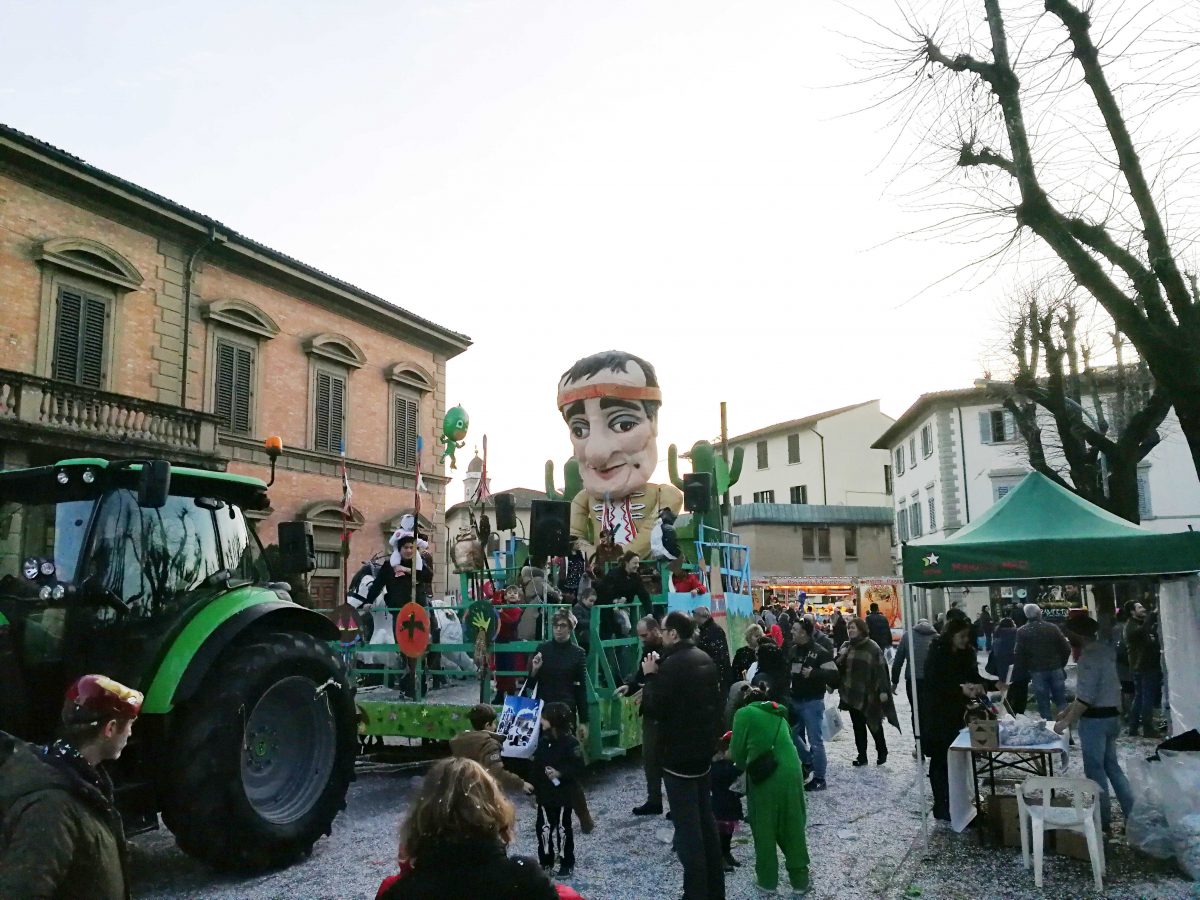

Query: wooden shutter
<box><xmin>53</xmin><ymin>289</ymin><xmax>107</xmax><ymax>387</ymax></box>
<box><xmin>393</xmin><ymin>395</ymin><xmax>418</xmax><ymax>468</ymax></box>
<box><xmin>215</xmin><ymin>341</ymin><xmax>254</xmax><ymax>433</ymax></box>
<box><xmin>974</xmin><ymin>415</ymin><xmax>993</xmax><ymax>446</ymax></box>
<box><xmin>314</xmin><ymin>371</ymin><xmax>347</xmax><ymax>452</ymax></box>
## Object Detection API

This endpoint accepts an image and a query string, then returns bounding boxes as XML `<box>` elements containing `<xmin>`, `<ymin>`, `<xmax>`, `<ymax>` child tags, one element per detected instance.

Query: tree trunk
<box><xmin>1169</xmin><ymin>387</ymin><xmax>1200</xmax><ymax>484</ymax></box>
<box><xmin>1104</xmin><ymin>458</ymin><xmax>1141</xmax><ymax>525</ymax></box>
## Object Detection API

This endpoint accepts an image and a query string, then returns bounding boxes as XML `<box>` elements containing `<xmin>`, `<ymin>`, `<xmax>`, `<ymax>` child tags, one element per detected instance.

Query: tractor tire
<box><xmin>160</xmin><ymin>631</ymin><xmax>357</xmax><ymax>872</ymax></box>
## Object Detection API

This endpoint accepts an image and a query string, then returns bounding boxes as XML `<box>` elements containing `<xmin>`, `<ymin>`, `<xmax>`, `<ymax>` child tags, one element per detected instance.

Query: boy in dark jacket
<box><xmin>533</xmin><ymin>703</ymin><xmax>585</xmax><ymax>878</ymax></box>
<box><xmin>0</xmin><ymin>674</ymin><xmax>142</xmax><ymax>900</ymax></box>
<box><xmin>710</xmin><ymin>732</ymin><xmax>743</xmax><ymax>872</ymax></box>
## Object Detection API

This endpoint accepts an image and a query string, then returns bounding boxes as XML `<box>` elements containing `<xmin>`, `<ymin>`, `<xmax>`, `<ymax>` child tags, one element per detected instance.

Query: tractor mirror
<box><xmin>137</xmin><ymin>461</ymin><xmax>171</xmax><ymax>509</ymax></box>
<box><xmin>277</xmin><ymin>521</ymin><xmax>316</xmax><ymax>574</ymax></box>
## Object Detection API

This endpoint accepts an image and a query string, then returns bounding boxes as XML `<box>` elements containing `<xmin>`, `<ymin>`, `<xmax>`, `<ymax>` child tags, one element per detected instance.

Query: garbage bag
<box><xmin>1126</xmin><ymin>755</ymin><xmax>1174</xmax><ymax>860</ymax></box>
<box><xmin>1158</xmin><ymin>749</ymin><xmax>1200</xmax><ymax>880</ymax></box>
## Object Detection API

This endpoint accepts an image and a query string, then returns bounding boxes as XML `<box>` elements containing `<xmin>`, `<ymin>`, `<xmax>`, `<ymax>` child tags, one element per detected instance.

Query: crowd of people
<box><xmin>0</xmin><ymin>574</ymin><xmax>1168</xmax><ymax>899</ymax></box>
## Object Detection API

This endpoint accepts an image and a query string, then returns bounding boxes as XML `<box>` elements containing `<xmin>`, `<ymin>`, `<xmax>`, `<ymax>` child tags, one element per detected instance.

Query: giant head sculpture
<box><xmin>557</xmin><ymin>350</ymin><xmax>682</xmax><ymax>558</ymax></box>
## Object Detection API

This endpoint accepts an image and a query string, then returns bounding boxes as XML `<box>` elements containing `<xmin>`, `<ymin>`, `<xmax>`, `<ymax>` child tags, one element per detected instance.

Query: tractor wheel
<box><xmin>160</xmin><ymin>631</ymin><xmax>356</xmax><ymax>872</ymax></box>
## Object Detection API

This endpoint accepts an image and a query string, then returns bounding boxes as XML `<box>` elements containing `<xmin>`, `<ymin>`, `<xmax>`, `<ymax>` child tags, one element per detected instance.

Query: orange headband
<box><xmin>557</xmin><ymin>382</ymin><xmax>662</xmax><ymax>409</ymax></box>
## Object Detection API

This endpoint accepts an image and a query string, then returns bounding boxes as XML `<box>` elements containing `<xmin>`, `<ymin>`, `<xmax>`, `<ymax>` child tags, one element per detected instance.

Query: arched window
<box><xmin>304</xmin><ymin>333</ymin><xmax>366</xmax><ymax>454</ymax></box>
<box><xmin>36</xmin><ymin>239</ymin><xmax>145</xmax><ymax>390</ymax></box>
<box><xmin>202</xmin><ymin>300</ymin><xmax>280</xmax><ymax>435</ymax></box>
<box><xmin>386</xmin><ymin>362</ymin><xmax>433</xmax><ymax>470</ymax></box>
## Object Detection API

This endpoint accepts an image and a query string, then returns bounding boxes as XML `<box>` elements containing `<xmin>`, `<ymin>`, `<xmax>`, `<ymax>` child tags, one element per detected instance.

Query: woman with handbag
<box><xmin>731</xmin><ymin>690</ymin><xmax>811</xmax><ymax>896</ymax></box>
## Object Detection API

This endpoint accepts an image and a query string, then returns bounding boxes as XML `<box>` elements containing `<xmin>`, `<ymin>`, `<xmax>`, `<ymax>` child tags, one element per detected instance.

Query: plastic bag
<box><xmin>1157</xmin><ymin>749</ymin><xmax>1200</xmax><ymax>879</ymax></box>
<box><xmin>1126</xmin><ymin>755</ymin><xmax>1174</xmax><ymax>860</ymax></box>
<box><xmin>822</xmin><ymin>705</ymin><xmax>844</xmax><ymax>741</ymax></box>
<box><xmin>998</xmin><ymin>714</ymin><xmax>1052</xmax><ymax>747</ymax></box>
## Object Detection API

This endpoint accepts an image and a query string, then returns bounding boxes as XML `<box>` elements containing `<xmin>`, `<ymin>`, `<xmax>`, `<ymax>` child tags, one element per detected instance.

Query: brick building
<box><xmin>0</xmin><ymin>124</ymin><xmax>469</xmax><ymax>604</ymax></box>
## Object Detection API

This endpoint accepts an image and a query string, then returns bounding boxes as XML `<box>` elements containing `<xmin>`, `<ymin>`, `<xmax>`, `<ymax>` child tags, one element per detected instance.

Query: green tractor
<box><xmin>0</xmin><ymin>457</ymin><xmax>357</xmax><ymax>872</ymax></box>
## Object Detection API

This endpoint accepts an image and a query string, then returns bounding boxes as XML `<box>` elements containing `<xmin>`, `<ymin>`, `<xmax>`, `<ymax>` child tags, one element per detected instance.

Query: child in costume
<box><xmin>532</xmin><ymin>702</ymin><xmax>584</xmax><ymax>878</ymax></box>
<box><xmin>731</xmin><ymin>695</ymin><xmax>811</xmax><ymax>895</ymax></box>
<box><xmin>710</xmin><ymin>731</ymin><xmax>744</xmax><ymax>872</ymax></box>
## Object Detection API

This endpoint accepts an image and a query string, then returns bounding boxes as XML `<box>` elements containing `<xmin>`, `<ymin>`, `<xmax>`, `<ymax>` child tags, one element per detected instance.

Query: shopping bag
<box><xmin>497</xmin><ymin>691</ymin><xmax>543</xmax><ymax>759</ymax></box>
<box><xmin>822</xmin><ymin>704</ymin><xmax>844</xmax><ymax>741</ymax></box>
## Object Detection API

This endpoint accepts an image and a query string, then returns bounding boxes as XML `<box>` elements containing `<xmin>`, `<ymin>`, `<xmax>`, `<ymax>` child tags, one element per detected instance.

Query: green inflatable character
<box><xmin>438</xmin><ymin>405</ymin><xmax>469</xmax><ymax>469</ymax></box>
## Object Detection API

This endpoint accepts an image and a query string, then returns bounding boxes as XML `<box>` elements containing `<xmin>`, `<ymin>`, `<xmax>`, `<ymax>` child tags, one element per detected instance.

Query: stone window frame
<box><xmin>304</xmin><ymin>333</ymin><xmax>365</xmax><ymax>455</ymax></box>
<box><xmin>34</xmin><ymin>238</ymin><xmax>144</xmax><ymax>391</ymax></box>
<box><xmin>201</xmin><ymin>299</ymin><xmax>280</xmax><ymax>437</ymax></box>
<box><xmin>386</xmin><ymin>362</ymin><xmax>434</xmax><ymax>471</ymax></box>
<box><xmin>302</xmin><ymin>501</ymin><xmax>365</xmax><ymax>597</ymax></box>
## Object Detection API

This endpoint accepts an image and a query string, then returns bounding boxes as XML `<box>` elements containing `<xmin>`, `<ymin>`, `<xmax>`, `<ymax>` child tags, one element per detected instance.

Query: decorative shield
<box><xmin>394</xmin><ymin>601</ymin><xmax>431</xmax><ymax>659</ymax></box>
<box><xmin>462</xmin><ymin>599</ymin><xmax>499</xmax><ymax>645</ymax></box>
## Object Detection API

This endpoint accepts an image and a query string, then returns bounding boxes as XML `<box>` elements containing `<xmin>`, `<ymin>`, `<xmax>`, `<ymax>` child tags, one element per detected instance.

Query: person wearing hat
<box><xmin>1055</xmin><ymin>616</ymin><xmax>1134</xmax><ymax>833</ymax></box>
<box><xmin>367</xmin><ymin>532</ymin><xmax>438</xmax><ymax>697</ymax></box>
<box><xmin>0</xmin><ymin>674</ymin><xmax>142</xmax><ymax>899</ymax></box>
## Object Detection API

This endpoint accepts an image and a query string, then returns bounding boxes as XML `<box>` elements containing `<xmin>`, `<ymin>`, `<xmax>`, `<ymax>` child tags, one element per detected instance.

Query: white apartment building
<box><xmin>872</xmin><ymin>384</ymin><xmax>1200</xmax><ymax>612</ymax></box>
<box><xmin>723</xmin><ymin>400</ymin><xmax>896</xmax><ymax>509</ymax></box>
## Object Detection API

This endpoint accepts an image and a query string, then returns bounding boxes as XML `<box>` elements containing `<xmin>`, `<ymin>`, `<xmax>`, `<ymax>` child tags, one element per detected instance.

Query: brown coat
<box><xmin>449</xmin><ymin>730</ymin><xmax>527</xmax><ymax>794</ymax></box>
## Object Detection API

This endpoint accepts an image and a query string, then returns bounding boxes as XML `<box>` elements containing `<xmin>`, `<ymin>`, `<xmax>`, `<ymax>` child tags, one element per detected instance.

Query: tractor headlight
<box><xmin>82</xmin><ymin>469</ymin><xmax>95</xmax><ymax>484</ymax></box>
<box><xmin>38</xmin><ymin>586</ymin><xmax>52</xmax><ymax>601</ymax></box>
<box><xmin>39</xmin><ymin>560</ymin><xmax>55</xmax><ymax>577</ymax></box>
<box><xmin>56</xmin><ymin>470</ymin><xmax>69</xmax><ymax>485</ymax></box>
<box><xmin>23</xmin><ymin>558</ymin><xmax>39</xmax><ymax>580</ymax></box>
<box><xmin>51</xmin><ymin>584</ymin><xmax>66</xmax><ymax>601</ymax></box>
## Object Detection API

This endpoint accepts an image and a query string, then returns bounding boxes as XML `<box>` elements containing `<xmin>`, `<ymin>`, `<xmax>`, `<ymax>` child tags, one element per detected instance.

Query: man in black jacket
<box><xmin>615</xmin><ymin>615</ymin><xmax>666</xmax><ymax>815</ymax></box>
<box><xmin>693</xmin><ymin>606</ymin><xmax>732</xmax><ymax>693</ymax></box>
<box><xmin>642</xmin><ymin>612</ymin><xmax>724</xmax><ymax>900</ymax></box>
<box><xmin>865</xmin><ymin>602</ymin><xmax>893</xmax><ymax>657</ymax></box>
<box><xmin>789</xmin><ymin>620</ymin><xmax>838</xmax><ymax>791</ymax></box>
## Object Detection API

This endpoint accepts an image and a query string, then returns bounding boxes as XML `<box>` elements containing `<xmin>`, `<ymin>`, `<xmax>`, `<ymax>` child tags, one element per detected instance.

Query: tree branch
<box><xmin>1045</xmin><ymin>0</ymin><xmax>1194</xmax><ymax>321</ymax></box>
<box><xmin>958</xmin><ymin>145</ymin><xmax>1016</xmax><ymax>176</ymax></box>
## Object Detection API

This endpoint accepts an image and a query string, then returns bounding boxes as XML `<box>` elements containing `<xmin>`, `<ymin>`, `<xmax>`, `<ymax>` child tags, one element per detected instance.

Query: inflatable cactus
<box><xmin>545</xmin><ymin>458</ymin><xmax>584</xmax><ymax>504</ymax></box>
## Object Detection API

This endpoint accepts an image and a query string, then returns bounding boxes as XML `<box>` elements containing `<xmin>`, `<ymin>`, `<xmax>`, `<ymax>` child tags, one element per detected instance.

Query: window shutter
<box><xmin>315</xmin><ymin>371</ymin><xmax>332</xmax><ymax>451</ymax></box>
<box><xmin>928</xmin><ymin>496</ymin><xmax>937</xmax><ymax>532</ymax></box>
<box><xmin>1003</xmin><ymin>411</ymin><xmax>1016</xmax><ymax>441</ymax></box>
<box><xmin>53</xmin><ymin>290</ymin><xmax>83</xmax><ymax>384</ymax></box>
<box><xmin>787</xmin><ymin>433</ymin><xmax>800</xmax><ymax>464</ymax></box>
<box><xmin>979</xmin><ymin>411</ymin><xmax>993</xmax><ymax>444</ymax></box>
<box><xmin>54</xmin><ymin>289</ymin><xmax>108</xmax><ymax>388</ymax></box>
<box><xmin>329</xmin><ymin>373</ymin><xmax>345</xmax><ymax>452</ymax></box>
<box><xmin>1137</xmin><ymin>472</ymin><xmax>1152</xmax><ymax>518</ymax></box>
<box><xmin>215</xmin><ymin>342</ymin><xmax>236</xmax><ymax>430</ymax></box>
<box><xmin>393</xmin><ymin>395</ymin><xmax>418</xmax><ymax>468</ymax></box>
<box><xmin>898</xmin><ymin>509</ymin><xmax>909</xmax><ymax>542</ymax></box>
<box><xmin>232</xmin><ymin>345</ymin><xmax>253</xmax><ymax>433</ymax></box>
<box><xmin>80</xmin><ymin>296</ymin><xmax>106</xmax><ymax>388</ymax></box>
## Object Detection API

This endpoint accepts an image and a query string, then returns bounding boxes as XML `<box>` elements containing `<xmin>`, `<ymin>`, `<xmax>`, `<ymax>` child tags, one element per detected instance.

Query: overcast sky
<box><xmin>2</xmin><ymin>1</ymin><xmax>1050</xmax><ymax>497</ymax></box>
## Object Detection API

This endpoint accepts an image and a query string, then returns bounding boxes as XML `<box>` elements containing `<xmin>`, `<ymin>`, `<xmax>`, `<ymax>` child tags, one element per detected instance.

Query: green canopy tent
<box><xmin>903</xmin><ymin>472</ymin><xmax>1200</xmax><ymax>586</ymax></box>
<box><xmin>897</xmin><ymin>472</ymin><xmax>1200</xmax><ymax>845</ymax></box>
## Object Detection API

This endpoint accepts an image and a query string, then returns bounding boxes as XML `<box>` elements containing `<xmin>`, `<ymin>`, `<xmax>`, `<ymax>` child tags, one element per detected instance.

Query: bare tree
<box><xmin>989</xmin><ymin>283</ymin><xmax>1169</xmax><ymax>522</ymax></box>
<box><xmin>887</xmin><ymin>0</ymin><xmax>1200</xmax><ymax>480</ymax></box>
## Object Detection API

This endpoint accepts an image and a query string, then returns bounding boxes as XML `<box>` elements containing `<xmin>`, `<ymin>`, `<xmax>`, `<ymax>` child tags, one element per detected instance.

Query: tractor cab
<box><xmin>0</xmin><ymin>458</ymin><xmax>272</xmax><ymax>739</ymax></box>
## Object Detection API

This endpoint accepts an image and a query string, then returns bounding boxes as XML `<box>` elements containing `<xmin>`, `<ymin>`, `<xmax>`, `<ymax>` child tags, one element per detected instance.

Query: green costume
<box><xmin>730</xmin><ymin>700</ymin><xmax>809</xmax><ymax>892</ymax></box>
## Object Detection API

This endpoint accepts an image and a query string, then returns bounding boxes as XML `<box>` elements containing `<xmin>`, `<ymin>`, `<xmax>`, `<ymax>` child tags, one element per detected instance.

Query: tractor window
<box><xmin>87</xmin><ymin>490</ymin><xmax>223</xmax><ymax>618</ymax></box>
<box><xmin>216</xmin><ymin>506</ymin><xmax>270</xmax><ymax>583</ymax></box>
<box><xmin>0</xmin><ymin>499</ymin><xmax>92</xmax><ymax>595</ymax></box>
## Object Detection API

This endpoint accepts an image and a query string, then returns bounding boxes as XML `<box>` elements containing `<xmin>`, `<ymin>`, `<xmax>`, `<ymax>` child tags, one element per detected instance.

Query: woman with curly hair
<box><xmin>377</xmin><ymin>757</ymin><xmax>559</xmax><ymax>900</ymax></box>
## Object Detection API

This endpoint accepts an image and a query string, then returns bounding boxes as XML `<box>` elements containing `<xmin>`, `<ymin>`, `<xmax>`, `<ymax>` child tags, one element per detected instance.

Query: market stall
<box><xmin>899</xmin><ymin>472</ymin><xmax>1200</xmax><ymax>846</ymax></box>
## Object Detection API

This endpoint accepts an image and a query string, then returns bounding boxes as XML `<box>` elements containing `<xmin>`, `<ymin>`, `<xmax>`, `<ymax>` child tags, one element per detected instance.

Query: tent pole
<box><xmin>905</xmin><ymin>582</ymin><xmax>930</xmax><ymax>852</ymax></box>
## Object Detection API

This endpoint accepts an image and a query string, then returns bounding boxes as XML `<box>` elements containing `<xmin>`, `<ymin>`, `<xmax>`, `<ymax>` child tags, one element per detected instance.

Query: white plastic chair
<box><xmin>1017</xmin><ymin>776</ymin><xmax>1105</xmax><ymax>891</ymax></box>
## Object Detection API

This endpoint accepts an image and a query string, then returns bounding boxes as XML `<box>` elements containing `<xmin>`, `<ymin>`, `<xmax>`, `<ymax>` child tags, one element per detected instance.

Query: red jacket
<box><xmin>671</xmin><ymin>573</ymin><xmax>707</xmax><ymax>595</ymax></box>
<box><xmin>377</xmin><ymin>870</ymin><xmax>584</xmax><ymax>900</ymax></box>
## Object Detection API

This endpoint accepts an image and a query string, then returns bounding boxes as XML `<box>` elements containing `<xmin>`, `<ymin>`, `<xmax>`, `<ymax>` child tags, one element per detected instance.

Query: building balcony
<box><xmin>0</xmin><ymin>368</ymin><xmax>221</xmax><ymax>467</ymax></box>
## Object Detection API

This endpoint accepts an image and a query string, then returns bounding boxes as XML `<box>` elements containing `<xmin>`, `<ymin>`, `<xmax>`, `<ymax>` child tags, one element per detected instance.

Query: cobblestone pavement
<box><xmin>130</xmin><ymin>678</ymin><xmax>1194</xmax><ymax>899</ymax></box>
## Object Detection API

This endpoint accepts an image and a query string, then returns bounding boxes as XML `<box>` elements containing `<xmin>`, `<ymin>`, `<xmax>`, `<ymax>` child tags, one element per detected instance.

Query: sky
<box><xmin>1</xmin><ymin>1</ymin><xmax>1042</xmax><ymax>498</ymax></box>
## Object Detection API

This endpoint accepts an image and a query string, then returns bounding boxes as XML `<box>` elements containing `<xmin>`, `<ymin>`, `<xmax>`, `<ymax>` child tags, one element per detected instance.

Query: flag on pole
<box><xmin>415</xmin><ymin>435</ymin><xmax>427</xmax><ymax>494</ymax></box>
<box><xmin>340</xmin><ymin>442</ymin><xmax>353</xmax><ymax>516</ymax></box>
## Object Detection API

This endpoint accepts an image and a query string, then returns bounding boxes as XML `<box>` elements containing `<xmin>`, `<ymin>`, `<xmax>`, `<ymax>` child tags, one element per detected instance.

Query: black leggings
<box><xmin>848</xmin><ymin>708</ymin><xmax>887</xmax><ymax>759</ymax></box>
<box><xmin>536</xmin><ymin>804</ymin><xmax>574</xmax><ymax>868</ymax></box>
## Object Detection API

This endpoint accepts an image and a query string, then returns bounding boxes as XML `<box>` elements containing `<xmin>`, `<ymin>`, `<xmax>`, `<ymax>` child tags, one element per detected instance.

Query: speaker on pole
<box><xmin>494</xmin><ymin>493</ymin><xmax>517</xmax><ymax>531</ymax></box>
<box><xmin>682</xmin><ymin>472</ymin><xmax>713</xmax><ymax>513</ymax></box>
<box><xmin>529</xmin><ymin>499</ymin><xmax>571</xmax><ymax>558</ymax></box>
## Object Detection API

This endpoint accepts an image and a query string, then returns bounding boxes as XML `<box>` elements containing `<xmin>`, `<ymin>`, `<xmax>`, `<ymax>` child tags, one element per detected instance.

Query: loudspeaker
<box><xmin>494</xmin><ymin>493</ymin><xmax>517</xmax><ymax>531</ymax></box>
<box><xmin>277</xmin><ymin>521</ymin><xmax>317</xmax><ymax>575</ymax></box>
<box><xmin>529</xmin><ymin>499</ymin><xmax>571</xmax><ymax>558</ymax></box>
<box><xmin>682</xmin><ymin>472</ymin><xmax>713</xmax><ymax>513</ymax></box>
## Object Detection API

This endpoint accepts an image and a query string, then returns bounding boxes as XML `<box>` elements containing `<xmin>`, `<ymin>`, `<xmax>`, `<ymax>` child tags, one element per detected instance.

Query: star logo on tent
<box><xmin>923</xmin><ymin>553</ymin><xmax>940</xmax><ymax>567</ymax></box>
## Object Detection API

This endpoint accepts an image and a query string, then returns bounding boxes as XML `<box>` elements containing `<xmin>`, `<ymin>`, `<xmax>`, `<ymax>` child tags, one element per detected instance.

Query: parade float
<box><xmin>351</xmin><ymin>350</ymin><xmax>755</xmax><ymax>763</ymax></box>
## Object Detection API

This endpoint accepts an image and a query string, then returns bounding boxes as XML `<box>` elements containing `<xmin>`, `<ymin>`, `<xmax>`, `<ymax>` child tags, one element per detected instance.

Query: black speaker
<box><xmin>277</xmin><ymin>521</ymin><xmax>316</xmax><ymax>575</ymax></box>
<box><xmin>529</xmin><ymin>499</ymin><xmax>571</xmax><ymax>558</ymax></box>
<box><xmin>682</xmin><ymin>472</ymin><xmax>713</xmax><ymax>512</ymax></box>
<box><xmin>494</xmin><ymin>493</ymin><xmax>517</xmax><ymax>531</ymax></box>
